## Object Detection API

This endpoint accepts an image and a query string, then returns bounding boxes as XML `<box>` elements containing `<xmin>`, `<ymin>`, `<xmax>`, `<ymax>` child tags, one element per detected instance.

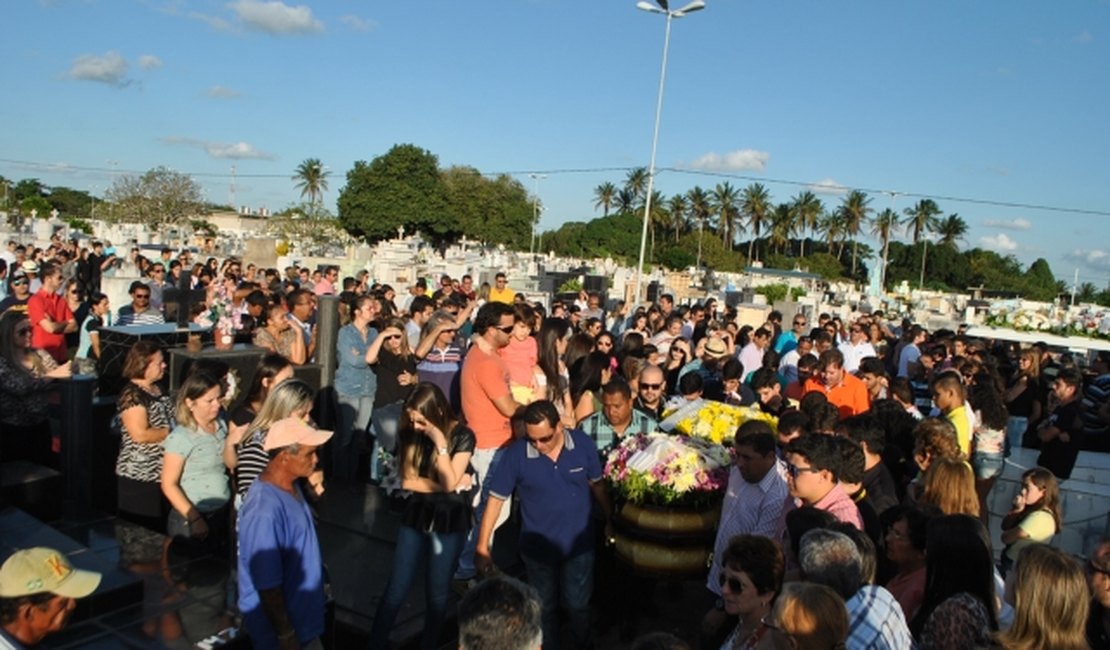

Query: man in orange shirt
<box><xmin>803</xmin><ymin>349</ymin><xmax>870</xmax><ymax>419</ymax></box>
<box><xmin>27</xmin><ymin>262</ymin><xmax>75</xmax><ymax>363</ymax></box>
<box><xmin>455</xmin><ymin>301</ymin><xmax>523</xmax><ymax>585</ymax></box>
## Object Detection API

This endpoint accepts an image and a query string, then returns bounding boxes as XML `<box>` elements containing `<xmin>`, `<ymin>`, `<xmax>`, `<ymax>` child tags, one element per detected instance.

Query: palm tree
<box><xmin>904</xmin><ymin>199</ymin><xmax>942</xmax><ymax>244</ymax></box>
<box><xmin>871</xmin><ymin>208</ymin><xmax>901</xmax><ymax>288</ymax></box>
<box><xmin>667</xmin><ymin>193</ymin><xmax>689</xmax><ymax>241</ymax></box>
<box><xmin>820</xmin><ymin>211</ymin><xmax>846</xmax><ymax>259</ymax></box>
<box><xmin>935</xmin><ymin>213</ymin><xmax>968</xmax><ymax>248</ymax></box>
<box><xmin>768</xmin><ymin>203</ymin><xmax>795</xmax><ymax>255</ymax></box>
<box><xmin>615</xmin><ymin>188</ymin><xmax>637</xmax><ymax>214</ymax></box>
<box><xmin>838</xmin><ymin>190</ymin><xmax>872</xmax><ymax>276</ymax></box>
<box><xmin>646</xmin><ymin>189</ymin><xmax>667</xmax><ymax>261</ymax></box>
<box><xmin>293</xmin><ymin>158</ymin><xmax>329</xmax><ymax>206</ymax></box>
<box><xmin>593</xmin><ymin>182</ymin><xmax>617</xmax><ymax>216</ymax></box>
<box><xmin>713</xmin><ymin>182</ymin><xmax>742</xmax><ymax>249</ymax></box>
<box><xmin>740</xmin><ymin>183</ymin><xmax>773</xmax><ymax>262</ymax></box>
<box><xmin>687</xmin><ymin>186</ymin><xmax>712</xmax><ymax>268</ymax></box>
<box><xmin>624</xmin><ymin>167</ymin><xmax>649</xmax><ymax>202</ymax></box>
<box><xmin>790</xmin><ymin>190</ymin><xmax>823</xmax><ymax>258</ymax></box>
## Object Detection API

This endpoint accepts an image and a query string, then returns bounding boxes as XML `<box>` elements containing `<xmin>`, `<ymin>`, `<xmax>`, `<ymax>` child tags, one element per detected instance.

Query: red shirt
<box><xmin>802</xmin><ymin>372</ymin><xmax>870</xmax><ymax>419</ymax></box>
<box><xmin>461</xmin><ymin>342</ymin><xmax>513</xmax><ymax>449</ymax></box>
<box><xmin>28</xmin><ymin>289</ymin><xmax>73</xmax><ymax>363</ymax></box>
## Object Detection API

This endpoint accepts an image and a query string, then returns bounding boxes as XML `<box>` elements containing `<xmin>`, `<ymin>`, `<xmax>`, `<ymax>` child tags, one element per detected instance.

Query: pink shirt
<box><xmin>812</xmin><ymin>483</ymin><xmax>864</xmax><ymax>530</ymax></box>
<box><xmin>499</xmin><ymin>336</ymin><xmax>538</xmax><ymax>388</ymax></box>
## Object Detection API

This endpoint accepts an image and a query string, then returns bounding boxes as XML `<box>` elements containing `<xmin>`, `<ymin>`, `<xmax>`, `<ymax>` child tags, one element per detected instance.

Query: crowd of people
<box><xmin>1</xmin><ymin>234</ymin><xmax>1109</xmax><ymax>649</ymax></box>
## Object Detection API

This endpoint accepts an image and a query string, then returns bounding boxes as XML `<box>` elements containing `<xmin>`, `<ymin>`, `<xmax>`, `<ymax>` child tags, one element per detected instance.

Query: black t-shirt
<box><xmin>0</xmin><ymin>295</ymin><xmax>29</xmax><ymax>315</ymax></box>
<box><xmin>1037</xmin><ymin>399</ymin><xmax>1083</xmax><ymax>479</ymax></box>
<box><xmin>372</xmin><ymin>348</ymin><xmax>418</xmax><ymax>407</ymax></box>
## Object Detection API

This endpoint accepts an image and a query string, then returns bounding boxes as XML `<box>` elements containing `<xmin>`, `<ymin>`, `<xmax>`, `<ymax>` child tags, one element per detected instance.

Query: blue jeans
<box><xmin>334</xmin><ymin>394</ymin><xmax>372</xmax><ymax>482</ymax></box>
<box><xmin>369</xmin><ymin>402</ymin><xmax>402</xmax><ymax>481</ymax></box>
<box><xmin>521</xmin><ymin>550</ymin><xmax>595</xmax><ymax>650</ymax></box>
<box><xmin>455</xmin><ymin>447</ymin><xmax>510</xmax><ymax>580</ymax></box>
<box><xmin>368</xmin><ymin>524</ymin><xmax>466</xmax><ymax>650</ymax></box>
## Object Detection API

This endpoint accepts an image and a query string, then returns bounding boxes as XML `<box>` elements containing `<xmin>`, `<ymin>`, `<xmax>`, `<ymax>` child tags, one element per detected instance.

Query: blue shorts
<box><xmin>971</xmin><ymin>451</ymin><xmax>1005</xmax><ymax>480</ymax></box>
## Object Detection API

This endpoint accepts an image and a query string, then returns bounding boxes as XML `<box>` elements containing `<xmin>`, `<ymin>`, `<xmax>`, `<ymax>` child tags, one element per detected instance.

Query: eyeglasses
<box><xmin>786</xmin><ymin>464</ymin><xmax>822</xmax><ymax>479</ymax></box>
<box><xmin>1090</xmin><ymin>562</ymin><xmax>1110</xmax><ymax>578</ymax></box>
<box><xmin>497</xmin><ymin>325</ymin><xmax>514</xmax><ymax>334</ymax></box>
<box><xmin>794</xmin><ymin>321</ymin><xmax>806</xmax><ymax>327</ymax></box>
<box><xmin>718</xmin><ymin>572</ymin><xmax>746</xmax><ymax>593</ymax></box>
<box><xmin>640</xmin><ymin>383</ymin><xmax>662</xmax><ymax>390</ymax></box>
<box><xmin>134</xmin><ymin>294</ymin><xmax>150</xmax><ymax>300</ymax></box>
<box><xmin>384</xmin><ymin>334</ymin><xmax>401</xmax><ymax>341</ymax></box>
<box><xmin>15</xmin><ymin>327</ymin><xmax>32</xmax><ymax>335</ymax></box>
<box><xmin>11</xmin><ymin>279</ymin><xmax>27</xmax><ymax>286</ymax></box>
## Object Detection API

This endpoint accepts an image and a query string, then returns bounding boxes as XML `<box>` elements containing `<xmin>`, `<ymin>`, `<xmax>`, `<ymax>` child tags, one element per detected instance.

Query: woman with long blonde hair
<box><xmin>996</xmin><ymin>544</ymin><xmax>1089</xmax><ymax>650</ymax></box>
<box><xmin>1004</xmin><ymin>348</ymin><xmax>1042</xmax><ymax>450</ymax></box>
<box><xmin>921</xmin><ymin>457</ymin><xmax>980</xmax><ymax>517</ymax></box>
<box><xmin>1000</xmin><ymin>466</ymin><xmax>1062</xmax><ymax>575</ymax></box>
<box><xmin>231</xmin><ymin>378</ymin><xmax>317</xmax><ymax>498</ymax></box>
<box><xmin>366</xmin><ymin>316</ymin><xmax>418</xmax><ymax>482</ymax></box>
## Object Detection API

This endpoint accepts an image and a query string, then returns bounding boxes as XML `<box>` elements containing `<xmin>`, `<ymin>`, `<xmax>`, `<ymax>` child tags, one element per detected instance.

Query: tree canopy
<box><xmin>103</xmin><ymin>167</ymin><xmax>205</xmax><ymax>229</ymax></box>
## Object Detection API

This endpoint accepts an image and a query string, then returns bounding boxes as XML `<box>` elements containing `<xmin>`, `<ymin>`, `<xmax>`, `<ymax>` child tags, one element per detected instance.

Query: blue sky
<box><xmin>2</xmin><ymin>0</ymin><xmax>1108</xmax><ymax>285</ymax></box>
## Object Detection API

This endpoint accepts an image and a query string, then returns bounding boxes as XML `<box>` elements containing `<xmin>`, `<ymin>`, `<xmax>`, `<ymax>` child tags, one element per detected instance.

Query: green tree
<box><xmin>904</xmin><ymin>199</ymin><xmax>942</xmax><ymax>244</ymax></box>
<box><xmin>46</xmin><ymin>186</ymin><xmax>96</xmax><ymax>218</ymax></box>
<box><xmin>1024</xmin><ymin>258</ymin><xmax>1059</xmax><ymax>302</ymax></box>
<box><xmin>667</xmin><ymin>193</ymin><xmax>689</xmax><ymax>241</ymax></box>
<box><xmin>768</xmin><ymin>203</ymin><xmax>795</xmax><ymax>255</ymax></box>
<box><xmin>820</xmin><ymin>210</ymin><xmax>846</xmax><ymax>259</ymax></box>
<box><xmin>624</xmin><ymin>167</ymin><xmax>649</xmax><ymax>202</ymax></box>
<box><xmin>1076</xmin><ymin>282</ymin><xmax>1098</xmax><ymax>304</ymax></box>
<box><xmin>615</xmin><ymin>188</ymin><xmax>637</xmax><ymax>214</ymax></box>
<box><xmin>871</xmin><ymin>208</ymin><xmax>901</xmax><ymax>288</ymax></box>
<box><xmin>838</xmin><ymin>190</ymin><xmax>872</xmax><ymax>277</ymax></box>
<box><xmin>593</xmin><ymin>182</ymin><xmax>617</xmax><ymax>217</ymax></box>
<box><xmin>293</xmin><ymin>158</ymin><xmax>330</xmax><ymax>206</ymax></box>
<box><xmin>337</xmin><ymin>144</ymin><xmax>449</xmax><ymax>244</ymax></box>
<box><xmin>12</xmin><ymin>179</ymin><xmax>46</xmax><ymax>203</ymax></box>
<box><xmin>790</xmin><ymin>190</ymin><xmax>823</xmax><ymax>258</ymax></box>
<box><xmin>935</xmin><ymin>213</ymin><xmax>968</xmax><ymax>248</ymax></box>
<box><xmin>104</xmin><ymin>167</ymin><xmax>205</xmax><ymax>229</ymax></box>
<box><xmin>713</xmin><ymin>182</ymin><xmax>742</xmax><ymax>249</ymax></box>
<box><xmin>441</xmin><ymin>167</ymin><xmax>533</xmax><ymax>250</ymax></box>
<box><xmin>740</xmin><ymin>183</ymin><xmax>773</xmax><ymax>262</ymax></box>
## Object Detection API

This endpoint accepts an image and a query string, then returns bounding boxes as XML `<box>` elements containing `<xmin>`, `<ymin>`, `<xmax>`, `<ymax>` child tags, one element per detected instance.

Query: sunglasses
<box><xmin>384</xmin><ymin>334</ymin><xmax>401</xmax><ymax>341</ymax></box>
<box><xmin>497</xmin><ymin>325</ymin><xmax>514</xmax><ymax>334</ymax></box>
<box><xmin>718</xmin><ymin>572</ymin><xmax>746</xmax><ymax>593</ymax></box>
<box><xmin>11</xmin><ymin>279</ymin><xmax>27</xmax><ymax>286</ymax></box>
<box><xmin>640</xmin><ymin>382</ymin><xmax>662</xmax><ymax>390</ymax></box>
<box><xmin>15</xmin><ymin>327</ymin><xmax>32</xmax><ymax>335</ymax></box>
<box><xmin>786</xmin><ymin>464</ymin><xmax>822</xmax><ymax>479</ymax></box>
<box><xmin>794</xmin><ymin>321</ymin><xmax>807</xmax><ymax>327</ymax></box>
<box><xmin>529</xmin><ymin>433</ymin><xmax>556</xmax><ymax>446</ymax></box>
<box><xmin>1090</xmin><ymin>562</ymin><xmax>1110</xmax><ymax>578</ymax></box>
<box><xmin>134</xmin><ymin>294</ymin><xmax>150</xmax><ymax>299</ymax></box>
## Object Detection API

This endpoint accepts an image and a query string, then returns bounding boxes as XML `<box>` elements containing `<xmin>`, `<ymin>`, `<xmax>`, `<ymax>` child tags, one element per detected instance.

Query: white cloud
<box><xmin>206</xmin><ymin>141</ymin><xmax>275</xmax><ymax>160</ymax></box>
<box><xmin>229</xmin><ymin>0</ymin><xmax>323</xmax><ymax>35</ymax></box>
<box><xmin>980</xmin><ymin>233</ymin><xmax>1019</xmax><ymax>251</ymax></box>
<box><xmin>688</xmin><ymin>149</ymin><xmax>769</xmax><ymax>172</ymax></box>
<box><xmin>1064</xmin><ymin>249</ymin><xmax>1110</xmax><ymax>272</ymax></box>
<box><xmin>69</xmin><ymin>51</ymin><xmax>129</xmax><ymax>86</ymax></box>
<box><xmin>190</xmin><ymin>11</ymin><xmax>234</xmax><ymax>31</ymax></box>
<box><xmin>807</xmin><ymin>178</ymin><xmax>848</xmax><ymax>196</ymax></box>
<box><xmin>137</xmin><ymin>54</ymin><xmax>163</xmax><ymax>70</ymax></box>
<box><xmin>1074</xmin><ymin>30</ymin><xmax>1093</xmax><ymax>44</ymax></box>
<box><xmin>982</xmin><ymin>218</ymin><xmax>1032</xmax><ymax>231</ymax></box>
<box><xmin>161</xmin><ymin>135</ymin><xmax>275</xmax><ymax>160</ymax></box>
<box><xmin>340</xmin><ymin>15</ymin><xmax>375</xmax><ymax>32</ymax></box>
<box><xmin>207</xmin><ymin>85</ymin><xmax>242</xmax><ymax>99</ymax></box>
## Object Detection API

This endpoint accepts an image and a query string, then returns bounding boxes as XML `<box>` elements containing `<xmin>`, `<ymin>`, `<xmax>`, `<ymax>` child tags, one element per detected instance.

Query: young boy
<box><xmin>930</xmin><ymin>372</ymin><xmax>973</xmax><ymax>456</ymax></box>
<box><xmin>751</xmin><ymin>367</ymin><xmax>793</xmax><ymax>416</ymax></box>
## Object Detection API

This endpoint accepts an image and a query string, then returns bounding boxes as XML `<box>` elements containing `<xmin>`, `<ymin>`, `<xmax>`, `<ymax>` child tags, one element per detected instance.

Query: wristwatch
<box><xmin>437</xmin><ymin>447</ymin><xmax>449</xmax><ymax>456</ymax></box>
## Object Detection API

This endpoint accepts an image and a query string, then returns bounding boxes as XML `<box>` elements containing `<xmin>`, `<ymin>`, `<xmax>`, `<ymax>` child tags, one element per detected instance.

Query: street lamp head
<box><xmin>673</xmin><ymin>0</ymin><xmax>705</xmax><ymax>16</ymax></box>
<box><xmin>636</xmin><ymin>1</ymin><xmax>666</xmax><ymax>13</ymax></box>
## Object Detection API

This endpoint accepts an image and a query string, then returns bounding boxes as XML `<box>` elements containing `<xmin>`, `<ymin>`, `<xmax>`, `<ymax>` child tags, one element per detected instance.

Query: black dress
<box><xmin>399</xmin><ymin>424</ymin><xmax>476</xmax><ymax>535</ymax></box>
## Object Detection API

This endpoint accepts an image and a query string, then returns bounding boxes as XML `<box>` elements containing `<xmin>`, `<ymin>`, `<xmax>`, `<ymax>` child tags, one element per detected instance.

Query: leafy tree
<box><xmin>268</xmin><ymin>202</ymin><xmax>352</xmax><ymax>254</ymax></box>
<box><xmin>838</xmin><ymin>190</ymin><xmax>872</xmax><ymax>277</ymax></box>
<box><xmin>790</xmin><ymin>190</ymin><xmax>823</xmax><ymax>258</ymax></box>
<box><xmin>104</xmin><ymin>167</ymin><xmax>205</xmax><ymax>229</ymax></box>
<box><xmin>1024</xmin><ymin>258</ymin><xmax>1059</xmax><ymax>302</ymax></box>
<box><xmin>12</xmin><ymin>179</ymin><xmax>46</xmax><ymax>203</ymax></box>
<box><xmin>768</xmin><ymin>203</ymin><xmax>795</xmax><ymax>254</ymax></box>
<box><xmin>820</xmin><ymin>210</ymin><xmax>846</xmax><ymax>259</ymax></box>
<box><xmin>713</xmin><ymin>182</ymin><xmax>741</xmax><ymax>249</ymax></box>
<box><xmin>904</xmin><ymin>199</ymin><xmax>942</xmax><ymax>244</ymax></box>
<box><xmin>667</xmin><ymin>193</ymin><xmax>689</xmax><ymax>241</ymax></box>
<box><xmin>615</xmin><ymin>188</ymin><xmax>637</xmax><ymax>214</ymax></box>
<box><xmin>593</xmin><ymin>182</ymin><xmax>617</xmax><ymax>217</ymax></box>
<box><xmin>1076</xmin><ymin>282</ymin><xmax>1098</xmax><ymax>304</ymax></box>
<box><xmin>624</xmin><ymin>167</ymin><xmax>649</xmax><ymax>202</ymax></box>
<box><xmin>46</xmin><ymin>186</ymin><xmax>96</xmax><ymax>218</ymax></box>
<box><xmin>871</xmin><ymin>208</ymin><xmax>901</xmax><ymax>287</ymax></box>
<box><xmin>293</xmin><ymin>158</ymin><xmax>330</xmax><ymax>205</ymax></box>
<box><xmin>740</xmin><ymin>183</ymin><xmax>773</xmax><ymax>262</ymax></box>
<box><xmin>441</xmin><ymin>167</ymin><xmax>533</xmax><ymax>250</ymax></box>
<box><xmin>337</xmin><ymin>144</ymin><xmax>449</xmax><ymax>244</ymax></box>
<box><xmin>21</xmin><ymin>195</ymin><xmax>51</xmax><ymax>217</ymax></box>
<box><xmin>935</xmin><ymin>213</ymin><xmax>968</xmax><ymax>248</ymax></box>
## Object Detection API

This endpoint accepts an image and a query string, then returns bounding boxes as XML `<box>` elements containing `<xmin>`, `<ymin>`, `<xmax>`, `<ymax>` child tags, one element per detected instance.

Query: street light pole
<box><xmin>633</xmin><ymin>0</ymin><xmax>704</xmax><ymax>306</ymax></box>
<box><xmin>529</xmin><ymin>173</ymin><xmax>546</xmax><ymax>258</ymax></box>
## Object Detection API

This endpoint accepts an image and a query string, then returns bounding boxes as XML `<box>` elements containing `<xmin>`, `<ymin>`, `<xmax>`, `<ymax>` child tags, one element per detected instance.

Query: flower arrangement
<box><xmin>194</xmin><ymin>278</ymin><xmax>242</xmax><ymax>338</ymax></box>
<box><xmin>985</xmin><ymin>305</ymin><xmax>1110</xmax><ymax>341</ymax></box>
<box><xmin>660</xmin><ymin>399</ymin><xmax>779</xmax><ymax>445</ymax></box>
<box><xmin>604</xmin><ymin>432</ymin><xmax>731</xmax><ymax>507</ymax></box>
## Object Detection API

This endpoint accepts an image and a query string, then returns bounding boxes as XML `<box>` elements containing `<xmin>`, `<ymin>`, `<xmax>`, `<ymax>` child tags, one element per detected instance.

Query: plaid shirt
<box><xmin>845</xmin><ymin>585</ymin><xmax>914</xmax><ymax>650</ymax></box>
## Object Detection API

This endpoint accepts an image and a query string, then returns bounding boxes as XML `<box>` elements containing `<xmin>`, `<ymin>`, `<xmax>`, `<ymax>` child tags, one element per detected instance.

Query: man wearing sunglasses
<box><xmin>634</xmin><ymin>365</ymin><xmax>667</xmax><ymax>420</ymax></box>
<box><xmin>475</xmin><ymin>400</ymin><xmax>612</xmax><ymax>650</ymax></box>
<box><xmin>116</xmin><ymin>281</ymin><xmax>165</xmax><ymax>327</ymax></box>
<box><xmin>456</xmin><ymin>301</ymin><xmax>524</xmax><ymax>587</ymax></box>
<box><xmin>0</xmin><ymin>270</ymin><xmax>31</xmax><ymax>315</ymax></box>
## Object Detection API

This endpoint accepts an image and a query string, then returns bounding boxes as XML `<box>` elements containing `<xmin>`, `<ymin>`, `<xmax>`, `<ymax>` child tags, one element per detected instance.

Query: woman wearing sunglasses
<box><xmin>366</xmin><ymin>317</ymin><xmax>418</xmax><ymax>483</ymax></box>
<box><xmin>0</xmin><ymin>310</ymin><xmax>72</xmax><ymax>468</ymax></box>
<box><xmin>712</xmin><ymin>534</ymin><xmax>785</xmax><ymax>650</ymax></box>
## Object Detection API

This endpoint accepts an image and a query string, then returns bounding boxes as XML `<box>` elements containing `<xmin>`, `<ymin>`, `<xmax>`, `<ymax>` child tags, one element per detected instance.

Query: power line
<box><xmin>3</xmin><ymin>156</ymin><xmax>1108</xmax><ymax>218</ymax></box>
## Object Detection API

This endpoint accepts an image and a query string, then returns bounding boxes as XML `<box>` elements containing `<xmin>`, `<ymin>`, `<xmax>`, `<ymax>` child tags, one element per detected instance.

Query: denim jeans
<box><xmin>369</xmin><ymin>402</ymin><xmax>403</xmax><ymax>481</ymax></box>
<box><xmin>334</xmin><ymin>393</ymin><xmax>372</xmax><ymax>482</ymax></box>
<box><xmin>368</xmin><ymin>524</ymin><xmax>466</xmax><ymax>650</ymax></box>
<box><xmin>521</xmin><ymin>550</ymin><xmax>595</xmax><ymax>650</ymax></box>
<box><xmin>1006</xmin><ymin>416</ymin><xmax>1028</xmax><ymax>453</ymax></box>
<box><xmin>454</xmin><ymin>447</ymin><xmax>511</xmax><ymax>580</ymax></box>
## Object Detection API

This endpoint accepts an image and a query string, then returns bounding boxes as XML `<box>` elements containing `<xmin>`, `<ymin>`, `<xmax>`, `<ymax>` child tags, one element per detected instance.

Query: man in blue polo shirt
<box><xmin>475</xmin><ymin>400</ymin><xmax>613</xmax><ymax>650</ymax></box>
